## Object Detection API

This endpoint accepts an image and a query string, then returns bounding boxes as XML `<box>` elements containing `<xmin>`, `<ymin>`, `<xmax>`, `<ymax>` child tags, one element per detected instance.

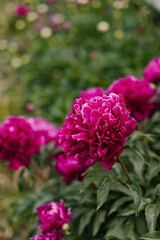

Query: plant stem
<box><xmin>65</xmin><ymin>232</ymin><xmax>67</xmax><ymax>240</ymax></box>
<box><xmin>118</xmin><ymin>156</ymin><xmax>131</xmax><ymax>181</ymax></box>
<box><xmin>30</xmin><ymin>160</ymin><xmax>59</xmax><ymax>197</ymax></box>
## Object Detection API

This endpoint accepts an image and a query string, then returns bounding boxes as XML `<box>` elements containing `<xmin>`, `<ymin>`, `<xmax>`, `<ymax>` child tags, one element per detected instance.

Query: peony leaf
<box><xmin>18</xmin><ymin>169</ymin><xmax>27</xmax><ymax>191</ymax></box>
<box><xmin>78</xmin><ymin>209</ymin><xmax>95</xmax><ymax>234</ymax></box>
<box><xmin>140</xmin><ymin>231</ymin><xmax>160</xmax><ymax>240</ymax></box>
<box><xmin>108</xmin><ymin>196</ymin><xmax>131</xmax><ymax>215</ymax></box>
<box><xmin>92</xmin><ymin>210</ymin><xmax>106</xmax><ymax>236</ymax></box>
<box><xmin>80</xmin><ymin>171</ymin><xmax>108</xmax><ymax>193</ymax></box>
<box><xmin>118</xmin><ymin>203</ymin><xmax>135</xmax><ymax>216</ymax></box>
<box><xmin>145</xmin><ymin>204</ymin><xmax>160</xmax><ymax>232</ymax></box>
<box><xmin>97</xmin><ymin>179</ymin><xmax>116</xmax><ymax>210</ymax></box>
<box><xmin>124</xmin><ymin>145</ymin><xmax>150</xmax><ymax>166</ymax></box>
<box><xmin>129</xmin><ymin>131</ymin><xmax>156</xmax><ymax>142</ymax></box>
<box><xmin>104</xmin><ymin>227</ymin><xmax>126</xmax><ymax>240</ymax></box>
<box><xmin>127</xmin><ymin>183</ymin><xmax>142</xmax><ymax>214</ymax></box>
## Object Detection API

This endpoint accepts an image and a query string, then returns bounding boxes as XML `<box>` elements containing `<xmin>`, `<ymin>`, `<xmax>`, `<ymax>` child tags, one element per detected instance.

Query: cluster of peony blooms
<box><xmin>0</xmin><ymin>58</ymin><xmax>160</xmax><ymax>182</ymax></box>
<box><xmin>55</xmin><ymin>58</ymin><xmax>160</xmax><ymax>182</ymax></box>
<box><xmin>30</xmin><ymin>200</ymin><xmax>72</xmax><ymax>240</ymax></box>
<box><xmin>0</xmin><ymin>116</ymin><xmax>59</xmax><ymax>170</ymax></box>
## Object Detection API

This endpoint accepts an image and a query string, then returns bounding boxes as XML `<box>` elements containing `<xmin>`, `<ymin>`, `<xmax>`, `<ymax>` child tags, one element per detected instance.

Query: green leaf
<box><xmin>92</xmin><ymin>211</ymin><xmax>106</xmax><ymax>236</ymax></box>
<box><xmin>108</xmin><ymin>196</ymin><xmax>131</xmax><ymax>215</ymax></box>
<box><xmin>145</xmin><ymin>204</ymin><xmax>160</xmax><ymax>232</ymax></box>
<box><xmin>140</xmin><ymin>231</ymin><xmax>160</xmax><ymax>240</ymax></box>
<box><xmin>118</xmin><ymin>204</ymin><xmax>135</xmax><ymax>216</ymax></box>
<box><xmin>97</xmin><ymin>179</ymin><xmax>116</xmax><ymax>210</ymax></box>
<box><xmin>111</xmin><ymin>182</ymin><xmax>131</xmax><ymax>196</ymax></box>
<box><xmin>104</xmin><ymin>227</ymin><xmax>126</xmax><ymax>240</ymax></box>
<box><xmin>80</xmin><ymin>171</ymin><xmax>108</xmax><ymax>193</ymax></box>
<box><xmin>18</xmin><ymin>169</ymin><xmax>26</xmax><ymax>191</ymax></box>
<box><xmin>78</xmin><ymin>209</ymin><xmax>95</xmax><ymax>234</ymax></box>
<box><xmin>113</xmin><ymin>163</ymin><xmax>126</xmax><ymax>179</ymax></box>
<box><xmin>127</xmin><ymin>183</ymin><xmax>142</xmax><ymax>214</ymax></box>
<box><xmin>124</xmin><ymin>145</ymin><xmax>150</xmax><ymax>166</ymax></box>
<box><xmin>129</xmin><ymin>131</ymin><xmax>156</xmax><ymax>142</ymax></box>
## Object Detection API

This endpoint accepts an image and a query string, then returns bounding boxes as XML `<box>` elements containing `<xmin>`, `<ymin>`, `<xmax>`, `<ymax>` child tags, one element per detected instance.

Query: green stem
<box><xmin>30</xmin><ymin>160</ymin><xmax>59</xmax><ymax>197</ymax></box>
<box><xmin>65</xmin><ymin>232</ymin><xmax>67</xmax><ymax>240</ymax></box>
<box><xmin>118</xmin><ymin>156</ymin><xmax>131</xmax><ymax>181</ymax></box>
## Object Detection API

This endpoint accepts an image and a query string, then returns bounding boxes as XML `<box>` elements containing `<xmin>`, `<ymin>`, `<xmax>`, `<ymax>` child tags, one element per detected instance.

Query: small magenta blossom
<box><xmin>26</xmin><ymin>103</ymin><xmax>35</xmax><ymax>111</ymax></box>
<box><xmin>37</xmin><ymin>200</ymin><xmax>72</xmax><ymax>232</ymax></box>
<box><xmin>107</xmin><ymin>76</ymin><xmax>155</xmax><ymax>121</ymax></box>
<box><xmin>144</xmin><ymin>58</ymin><xmax>160</xmax><ymax>83</ymax></box>
<box><xmin>60</xmin><ymin>93</ymin><xmax>136</xmax><ymax>171</ymax></box>
<box><xmin>15</xmin><ymin>5</ymin><xmax>29</xmax><ymax>16</ymax></box>
<box><xmin>0</xmin><ymin>117</ymin><xmax>38</xmax><ymax>170</ymax></box>
<box><xmin>55</xmin><ymin>153</ymin><xmax>86</xmax><ymax>183</ymax></box>
<box><xmin>26</xmin><ymin>117</ymin><xmax>60</xmax><ymax>147</ymax></box>
<box><xmin>79</xmin><ymin>87</ymin><xmax>104</xmax><ymax>100</ymax></box>
<box><xmin>30</xmin><ymin>229</ymin><xmax>61</xmax><ymax>240</ymax></box>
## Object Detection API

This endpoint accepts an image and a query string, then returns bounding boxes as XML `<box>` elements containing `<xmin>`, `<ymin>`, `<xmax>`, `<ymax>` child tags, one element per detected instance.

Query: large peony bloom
<box><xmin>107</xmin><ymin>76</ymin><xmax>155</xmax><ymax>122</ymax></box>
<box><xmin>59</xmin><ymin>93</ymin><xmax>136</xmax><ymax>171</ymax></box>
<box><xmin>144</xmin><ymin>58</ymin><xmax>160</xmax><ymax>83</ymax></box>
<box><xmin>30</xmin><ymin>229</ymin><xmax>61</xmax><ymax>240</ymax></box>
<box><xmin>79</xmin><ymin>87</ymin><xmax>104</xmax><ymax>100</ymax></box>
<box><xmin>26</xmin><ymin>117</ymin><xmax>60</xmax><ymax>147</ymax></box>
<box><xmin>55</xmin><ymin>153</ymin><xmax>86</xmax><ymax>183</ymax></box>
<box><xmin>37</xmin><ymin>200</ymin><xmax>72</xmax><ymax>232</ymax></box>
<box><xmin>15</xmin><ymin>5</ymin><xmax>29</xmax><ymax>16</ymax></box>
<box><xmin>0</xmin><ymin>117</ymin><xmax>38</xmax><ymax>170</ymax></box>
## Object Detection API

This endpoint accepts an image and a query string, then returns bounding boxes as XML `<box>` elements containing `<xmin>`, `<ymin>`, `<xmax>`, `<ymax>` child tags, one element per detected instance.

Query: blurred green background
<box><xmin>0</xmin><ymin>0</ymin><xmax>160</xmax><ymax>239</ymax></box>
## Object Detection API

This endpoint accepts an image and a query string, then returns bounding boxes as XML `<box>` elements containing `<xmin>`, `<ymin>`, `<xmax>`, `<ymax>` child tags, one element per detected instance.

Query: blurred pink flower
<box><xmin>0</xmin><ymin>117</ymin><xmax>38</xmax><ymax>170</ymax></box>
<box><xmin>62</xmin><ymin>22</ymin><xmax>72</xmax><ymax>30</ymax></box>
<box><xmin>37</xmin><ymin>200</ymin><xmax>72</xmax><ymax>232</ymax></box>
<box><xmin>60</xmin><ymin>93</ymin><xmax>136</xmax><ymax>171</ymax></box>
<box><xmin>30</xmin><ymin>229</ymin><xmax>61</xmax><ymax>240</ymax></box>
<box><xmin>107</xmin><ymin>76</ymin><xmax>155</xmax><ymax>121</ymax></box>
<box><xmin>90</xmin><ymin>51</ymin><xmax>98</xmax><ymax>59</ymax></box>
<box><xmin>55</xmin><ymin>153</ymin><xmax>86</xmax><ymax>182</ymax></box>
<box><xmin>15</xmin><ymin>5</ymin><xmax>29</xmax><ymax>16</ymax></box>
<box><xmin>26</xmin><ymin>103</ymin><xmax>35</xmax><ymax>111</ymax></box>
<box><xmin>79</xmin><ymin>87</ymin><xmax>104</xmax><ymax>100</ymax></box>
<box><xmin>26</xmin><ymin>117</ymin><xmax>60</xmax><ymax>147</ymax></box>
<box><xmin>144</xmin><ymin>58</ymin><xmax>160</xmax><ymax>83</ymax></box>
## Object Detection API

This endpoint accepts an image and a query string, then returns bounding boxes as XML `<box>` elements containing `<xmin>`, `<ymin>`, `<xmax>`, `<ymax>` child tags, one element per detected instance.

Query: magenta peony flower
<box><xmin>80</xmin><ymin>87</ymin><xmax>104</xmax><ymax>100</ymax></box>
<box><xmin>144</xmin><ymin>58</ymin><xmax>160</xmax><ymax>83</ymax></box>
<box><xmin>26</xmin><ymin>117</ymin><xmax>60</xmax><ymax>147</ymax></box>
<box><xmin>0</xmin><ymin>117</ymin><xmax>38</xmax><ymax>170</ymax></box>
<box><xmin>37</xmin><ymin>200</ymin><xmax>72</xmax><ymax>232</ymax></box>
<box><xmin>30</xmin><ymin>229</ymin><xmax>61</xmax><ymax>240</ymax></box>
<box><xmin>55</xmin><ymin>153</ymin><xmax>86</xmax><ymax>183</ymax></box>
<box><xmin>107</xmin><ymin>76</ymin><xmax>155</xmax><ymax>122</ymax></box>
<box><xmin>60</xmin><ymin>93</ymin><xmax>136</xmax><ymax>171</ymax></box>
<box><xmin>15</xmin><ymin>5</ymin><xmax>29</xmax><ymax>16</ymax></box>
